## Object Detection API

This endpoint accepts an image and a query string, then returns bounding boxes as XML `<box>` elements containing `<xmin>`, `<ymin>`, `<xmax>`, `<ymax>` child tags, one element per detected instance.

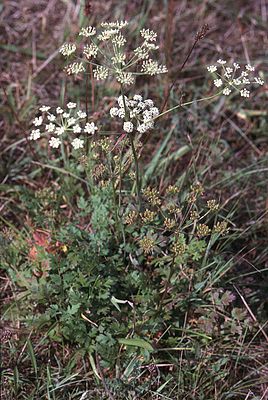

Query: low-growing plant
<box><xmin>1</xmin><ymin>17</ymin><xmax>267</xmax><ymax>400</ymax></box>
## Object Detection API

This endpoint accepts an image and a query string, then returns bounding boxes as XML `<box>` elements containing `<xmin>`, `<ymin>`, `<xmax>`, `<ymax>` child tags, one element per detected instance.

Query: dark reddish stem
<box><xmin>161</xmin><ymin>24</ymin><xmax>209</xmax><ymax>113</ymax></box>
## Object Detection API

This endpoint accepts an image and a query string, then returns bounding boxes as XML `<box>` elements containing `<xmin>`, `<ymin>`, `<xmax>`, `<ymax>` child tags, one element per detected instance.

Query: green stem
<box><xmin>157</xmin><ymin>256</ymin><xmax>176</xmax><ymax>313</ymax></box>
<box><xmin>156</xmin><ymin>91</ymin><xmax>223</xmax><ymax>120</ymax></box>
<box><xmin>120</xmin><ymin>84</ymin><xmax>142</xmax><ymax>210</ymax></box>
<box><xmin>129</xmin><ymin>134</ymin><xmax>142</xmax><ymax>211</ymax></box>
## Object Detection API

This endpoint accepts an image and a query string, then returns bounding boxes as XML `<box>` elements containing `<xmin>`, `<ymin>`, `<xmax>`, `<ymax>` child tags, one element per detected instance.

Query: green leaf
<box><xmin>27</xmin><ymin>339</ymin><xmax>37</xmax><ymax>376</ymax></box>
<box><xmin>89</xmin><ymin>354</ymin><xmax>101</xmax><ymax>380</ymax></box>
<box><xmin>118</xmin><ymin>338</ymin><xmax>154</xmax><ymax>352</ymax></box>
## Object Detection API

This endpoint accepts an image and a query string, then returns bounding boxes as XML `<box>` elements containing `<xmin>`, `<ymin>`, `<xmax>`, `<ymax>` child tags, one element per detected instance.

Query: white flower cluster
<box><xmin>59</xmin><ymin>21</ymin><xmax>168</xmax><ymax>85</ymax></box>
<box><xmin>110</xmin><ymin>94</ymin><xmax>159</xmax><ymax>134</ymax></box>
<box><xmin>59</xmin><ymin>43</ymin><xmax>76</xmax><ymax>57</ymax></box>
<box><xmin>141</xmin><ymin>59</ymin><xmax>168</xmax><ymax>76</ymax></box>
<box><xmin>65</xmin><ymin>62</ymin><xmax>85</xmax><ymax>75</ymax></box>
<box><xmin>29</xmin><ymin>103</ymin><xmax>98</xmax><ymax>150</ymax></box>
<box><xmin>79</xmin><ymin>26</ymin><xmax>96</xmax><ymax>37</ymax></box>
<box><xmin>207</xmin><ymin>59</ymin><xmax>264</xmax><ymax>97</ymax></box>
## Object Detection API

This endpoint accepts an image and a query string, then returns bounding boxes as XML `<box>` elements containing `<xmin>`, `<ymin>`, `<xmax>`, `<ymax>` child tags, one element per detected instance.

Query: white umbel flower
<box><xmin>77</xmin><ymin>111</ymin><xmax>87</xmax><ymax>119</ymax></box>
<box><xmin>67</xmin><ymin>102</ymin><xmax>77</xmax><ymax>109</ymax></box>
<box><xmin>133</xmin><ymin>95</ymin><xmax>143</xmax><ymax>102</ymax></box>
<box><xmin>240</xmin><ymin>88</ymin><xmax>250</xmax><ymax>97</ymax></box>
<box><xmin>214</xmin><ymin>79</ymin><xmax>223</xmax><ymax>87</ymax></box>
<box><xmin>117</xmin><ymin>95</ymin><xmax>129</xmax><ymax>108</ymax></box>
<box><xmin>110</xmin><ymin>107</ymin><xmax>119</xmax><ymax>117</ymax></box>
<box><xmin>33</xmin><ymin>116</ymin><xmax>43</xmax><ymax>126</ymax></box>
<box><xmin>71</xmin><ymin>138</ymin><xmax>84</xmax><ymax>149</ymax></box>
<box><xmin>233</xmin><ymin>63</ymin><xmax>240</xmax><ymax>69</ymax></box>
<box><xmin>49</xmin><ymin>137</ymin><xmax>61</xmax><ymax>148</ymax></box>
<box><xmin>140</xmin><ymin>28</ymin><xmax>157</xmax><ymax>42</ymax></box>
<box><xmin>98</xmin><ymin>29</ymin><xmax>119</xmax><ymax>41</ymax></box>
<box><xmin>137</xmin><ymin>123</ymin><xmax>149</xmax><ymax>133</ymax></box>
<box><xmin>116</xmin><ymin>72</ymin><xmax>134</xmax><ymax>85</ymax></box>
<box><xmin>150</xmin><ymin>107</ymin><xmax>159</xmax><ymax>117</ymax></box>
<box><xmin>217</xmin><ymin>59</ymin><xmax>226</xmax><ymax>65</ymax></box>
<box><xmin>101</xmin><ymin>21</ymin><xmax>128</xmax><ymax>29</ymax></box>
<box><xmin>207</xmin><ymin>65</ymin><xmax>217</xmax><ymax>73</ymax></box>
<box><xmin>56</xmin><ymin>107</ymin><xmax>64</xmax><ymax>114</ymax></box>
<box><xmin>245</xmin><ymin>64</ymin><xmax>255</xmax><ymax>71</ymax></box>
<box><xmin>73</xmin><ymin>124</ymin><xmax>82</xmax><ymax>133</ymax></box>
<box><xmin>55</xmin><ymin>127</ymin><xmax>65</xmax><ymax>136</ymax></box>
<box><xmin>83</xmin><ymin>43</ymin><xmax>98</xmax><ymax>59</ymax></box>
<box><xmin>254</xmin><ymin>77</ymin><xmax>264</xmax><ymax>85</ymax></box>
<box><xmin>232</xmin><ymin>78</ymin><xmax>242</xmax><ymax>85</ymax></box>
<box><xmin>79</xmin><ymin>26</ymin><xmax>96</xmax><ymax>37</ymax></box>
<box><xmin>111</xmin><ymin>33</ymin><xmax>126</xmax><ymax>47</ymax></box>
<box><xmin>59</xmin><ymin>43</ymin><xmax>76</xmax><ymax>57</ymax></box>
<box><xmin>117</xmin><ymin>109</ymin><xmax>125</xmax><ymax>118</ymax></box>
<box><xmin>123</xmin><ymin>121</ymin><xmax>134</xmax><ymax>133</ymax></box>
<box><xmin>93</xmin><ymin>65</ymin><xmax>109</xmax><ymax>80</ymax></box>
<box><xmin>46</xmin><ymin>123</ymin><xmax>55</xmax><ymax>132</ymax></box>
<box><xmin>66</xmin><ymin>62</ymin><xmax>85</xmax><ymax>75</ymax></box>
<box><xmin>223</xmin><ymin>88</ymin><xmax>231</xmax><ymax>95</ymax></box>
<box><xmin>110</xmin><ymin>94</ymin><xmax>158</xmax><ymax>134</ymax></box>
<box><xmin>39</xmin><ymin>106</ymin><xmax>50</xmax><ymax>112</ymax></box>
<box><xmin>29</xmin><ymin>129</ymin><xmax>41</xmax><ymax>140</ymax></box>
<box><xmin>47</xmin><ymin>114</ymin><xmax>56</xmax><ymax>122</ymax></box>
<box><xmin>141</xmin><ymin>59</ymin><xmax>168</xmax><ymax>75</ymax></box>
<box><xmin>84</xmin><ymin>122</ymin><xmax>98</xmax><ymax>134</ymax></box>
<box><xmin>67</xmin><ymin>117</ymin><xmax>76</xmax><ymax>126</ymax></box>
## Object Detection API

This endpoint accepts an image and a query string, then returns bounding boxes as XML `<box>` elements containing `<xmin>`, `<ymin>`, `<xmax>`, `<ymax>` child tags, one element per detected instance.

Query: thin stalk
<box><xmin>157</xmin><ymin>256</ymin><xmax>176</xmax><ymax>313</ymax></box>
<box><xmin>120</xmin><ymin>84</ymin><xmax>142</xmax><ymax>210</ymax></box>
<box><xmin>129</xmin><ymin>134</ymin><xmax>142</xmax><ymax>211</ymax></box>
<box><xmin>157</xmin><ymin>91</ymin><xmax>223</xmax><ymax>120</ymax></box>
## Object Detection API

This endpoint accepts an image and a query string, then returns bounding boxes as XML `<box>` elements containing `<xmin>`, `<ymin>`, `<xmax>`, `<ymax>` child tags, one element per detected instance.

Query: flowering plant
<box><xmin>207</xmin><ymin>59</ymin><xmax>264</xmax><ymax>97</ymax></box>
<box><xmin>30</xmin><ymin>102</ymin><xmax>97</xmax><ymax>150</ymax></box>
<box><xmin>59</xmin><ymin>21</ymin><xmax>167</xmax><ymax>85</ymax></box>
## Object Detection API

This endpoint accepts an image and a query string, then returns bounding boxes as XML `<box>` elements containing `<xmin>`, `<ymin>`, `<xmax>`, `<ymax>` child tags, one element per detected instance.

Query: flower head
<box><xmin>240</xmin><ymin>88</ymin><xmax>250</xmax><ymax>97</ymax></box>
<box><xmin>29</xmin><ymin>129</ymin><xmax>41</xmax><ymax>140</ymax></box>
<box><xmin>207</xmin><ymin>65</ymin><xmax>217</xmax><ymax>73</ymax></box>
<box><xmin>110</xmin><ymin>94</ymin><xmax>158</xmax><ymax>134</ymax></box>
<box><xmin>123</xmin><ymin>121</ymin><xmax>134</xmax><ymax>133</ymax></box>
<box><xmin>79</xmin><ymin>26</ymin><xmax>96</xmax><ymax>37</ymax></box>
<box><xmin>33</xmin><ymin>116</ymin><xmax>43</xmax><ymax>126</ymax></box>
<box><xmin>83</xmin><ymin>44</ymin><xmax>98</xmax><ymax>59</ymax></box>
<box><xmin>46</xmin><ymin>123</ymin><xmax>55</xmax><ymax>132</ymax></box>
<box><xmin>59</xmin><ymin>22</ymin><xmax>167</xmax><ymax>84</ymax></box>
<box><xmin>207</xmin><ymin>59</ymin><xmax>264</xmax><ymax>98</ymax></box>
<box><xmin>93</xmin><ymin>65</ymin><xmax>109</xmax><ymax>80</ymax></box>
<box><xmin>245</xmin><ymin>64</ymin><xmax>255</xmax><ymax>71</ymax></box>
<box><xmin>49</xmin><ymin>137</ymin><xmax>61</xmax><ymax>148</ymax></box>
<box><xmin>71</xmin><ymin>138</ymin><xmax>84</xmax><ymax>149</ymax></box>
<box><xmin>214</xmin><ymin>79</ymin><xmax>223</xmax><ymax>87</ymax></box>
<box><xmin>73</xmin><ymin>124</ymin><xmax>82</xmax><ymax>133</ymax></box>
<box><xmin>84</xmin><ymin>122</ymin><xmax>98</xmax><ymax>134</ymax></box>
<box><xmin>66</xmin><ymin>62</ymin><xmax>85</xmax><ymax>75</ymax></box>
<box><xmin>140</xmin><ymin>28</ymin><xmax>157</xmax><ymax>42</ymax></box>
<box><xmin>67</xmin><ymin>102</ymin><xmax>77</xmax><ymax>109</ymax></box>
<box><xmin>31</xmin><ymin>104</ymin><xmax>92</xmax><ymax>154</ymax></box>
<box><xmin>39</xmin><ymin>106</ymin><xmax>50</xmax><ymax>112</ymax></box>
<box><xmin>223</xmin><ymin>88</ymin><xmax>231</xmax><ymax>96</ymax></box>
<box><xmin>141</xmin><ymin>59</ymin><xmax>168</xmax><ymax>75</ymax></box>
<box><xmin>59</xmin><ymin>43</ymin><xmax>76</xmax><ymax>57</ymax></box>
